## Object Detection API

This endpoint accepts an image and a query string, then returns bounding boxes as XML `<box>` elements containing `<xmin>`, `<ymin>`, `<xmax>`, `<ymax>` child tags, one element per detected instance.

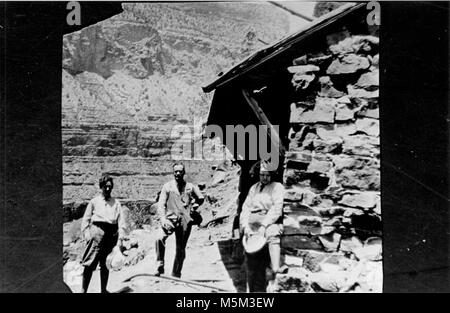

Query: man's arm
<box><xmin>81</xmin><ymin>200</ymin><xmax>94</xmax><ymax>240</ymax></box>
<box><xmin>261</xmin><ymin>183</ymin><xmax>285</xmax><ymax>227</ymax></box>
<box><xmin>191</xmin><ymin>184</ymin><xmax>204</xmax><ymax>208</ymax></box>
<box><xmin>117</xmin><ymin>201</ymin><xmax>127</xmax><ymax>242</ymax></box>
<box><xmin>157</xmin><ymin>183</ymin><xmax>169</xmax><ymax>219</ymax></box>
<box><xmin>240</xmin><ymin>184</ymin><xmax>256</xmax><ymax>231</ymax></box>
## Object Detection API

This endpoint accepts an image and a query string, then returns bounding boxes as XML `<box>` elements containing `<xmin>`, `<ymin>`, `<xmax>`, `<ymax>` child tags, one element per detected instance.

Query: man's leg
<box><xmin>154</xmin><ymin>227</ymin><xmax>169</xmax><ymax>275</ymax></box>
<box><xmin>265</xmin><ymin>224</ymin><xmax>282</xmax><ymax>292</ymax></box>
<box><xmin>99</xmin><ymin>259</ymin><xmax>110</xmax><ymax>293</ymax></box>
<box><xmin>80</xmin><ymin>234</ymin><xmax>100</xmax><ymax>293</ymax></box>
<box><xmin>172</xmin><ymin>223</ymin><xmax>192</xmax><ymax>278</ymax></box>
<box><xmin>81</xmin><ymin>265</ymin><xmax>94</xmax><ymax>293</ymax></box>
<box><xmin>245</xmin><ymin>248</ymin><xmax>269</xmax><ymax>292</ymax></box>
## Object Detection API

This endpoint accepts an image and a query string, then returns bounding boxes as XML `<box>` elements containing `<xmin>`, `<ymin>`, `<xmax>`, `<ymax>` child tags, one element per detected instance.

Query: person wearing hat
<box><xmin>153</xmin><ymin>162</ymin><xmax>204</xmax><ymax>278</ymax></box>
<box><xmin>80</xmin><ymin>174</ymin><xmax>126</xmax><ymax>293</ymax></box>
<box><xmin>240</xmin><ymin>160</ymin><xmax>285</xmax><ymax>292</ymax></box>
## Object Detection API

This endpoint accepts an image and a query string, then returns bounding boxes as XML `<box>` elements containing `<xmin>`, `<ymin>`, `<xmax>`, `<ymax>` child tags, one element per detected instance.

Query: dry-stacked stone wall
<box><xmin>278</xmin><ymin>29</ymin><xmax>381</xmax><ymax>292</ymax></box>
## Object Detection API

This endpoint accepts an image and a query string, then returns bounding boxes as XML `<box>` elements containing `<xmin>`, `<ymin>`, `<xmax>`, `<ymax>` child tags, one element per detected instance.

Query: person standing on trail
<box><xmin>80</xmin><ymin>174</ymin><xmax>126</xmax><ymax>293</ymax></box>
<box><xmin>240</xmin><ymin>160</ymin><xmax>285</xmax><ymax>292</ymax></box>
<box><xmin>153</xmin><ymin>162</ymin><xmax>204</xmax><ymax>278</ymax></box>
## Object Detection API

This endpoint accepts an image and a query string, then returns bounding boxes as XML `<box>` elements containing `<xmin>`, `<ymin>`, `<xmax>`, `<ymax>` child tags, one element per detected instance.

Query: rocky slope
<box><xmin>62</xmin><ymin>2</ymin><xmax>290</xmax><ymax>207</ymax></box>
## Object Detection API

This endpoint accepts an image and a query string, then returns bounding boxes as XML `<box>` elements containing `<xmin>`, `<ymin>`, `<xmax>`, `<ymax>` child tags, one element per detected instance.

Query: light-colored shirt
<box><xmin>157</xmin><ymin>180</ymin><xmax>204</xmax><ymax>219</ymax></box>
<box><xmin>240</xmin><ymin>181</ymin><xmax>285</xmax><ymax>228</ymax></box>
<box><xmin>81</xmin><ymin>195</ymin><xmax>126</xmax><ymax>239</ymax></box>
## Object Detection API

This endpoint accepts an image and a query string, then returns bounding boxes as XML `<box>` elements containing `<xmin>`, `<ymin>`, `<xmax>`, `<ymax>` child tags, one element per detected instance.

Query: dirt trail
<box><xmin>67</xmin><ymin>221</ymin><xmax>246</xmax><ymax>293</ymax></box>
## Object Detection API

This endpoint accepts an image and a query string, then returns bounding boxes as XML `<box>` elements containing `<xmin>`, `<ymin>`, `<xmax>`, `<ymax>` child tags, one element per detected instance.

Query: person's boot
<box><xmin>81</xmin><ymin>266</ymin><xmax>93</xmax><ymax>293</ymax></box>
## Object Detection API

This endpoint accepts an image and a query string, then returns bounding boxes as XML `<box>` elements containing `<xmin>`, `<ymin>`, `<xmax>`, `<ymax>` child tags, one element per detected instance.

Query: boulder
<box><xmin>326</xmin><ymin>54</ymin><xmax>370</xmax><ymax>75</ymax></box>
<box><xmin>339</xmin><ymin>192</ymin><xmax>379</xmax><ymax>209</ymax></box>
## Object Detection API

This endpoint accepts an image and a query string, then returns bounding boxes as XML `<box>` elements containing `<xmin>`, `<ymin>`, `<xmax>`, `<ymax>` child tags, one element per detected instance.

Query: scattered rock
<box><xmin>326</xmin><ymin>54</ymin><xmax>370</xmax><ymax>75</ymax></box>
<box><xmin>275</xmin><ymin>273</ymin><xmax>310</xmax><ymax>292</ymax></box>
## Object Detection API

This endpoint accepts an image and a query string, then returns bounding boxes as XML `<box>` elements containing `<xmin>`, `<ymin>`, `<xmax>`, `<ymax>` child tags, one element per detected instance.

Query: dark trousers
<box><xmin>155</xmin><ymin>222</ymin><xmax>192</xmax><ymax>278</ymax></box>
<box><xmin>245</xmin><ymin>246</ymin><xmax>270</xmax><ymax>292</ymax></box>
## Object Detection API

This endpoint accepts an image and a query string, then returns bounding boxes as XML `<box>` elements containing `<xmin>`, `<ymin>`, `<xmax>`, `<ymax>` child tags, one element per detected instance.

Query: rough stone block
<box><xmin>342</xmin><ymin>135</ymin><xmax>379</xmax><ymax>157</ymax></box>
<box><xmin>326</xmin><ymin>54</ymin><xmax>370</xmax><ymax>75</ymax></box>
<box><xmin>292</xmin><ymin>73</ymin><xmax>316</xmax><ymax>90</ymax></box>
<box><xmin>329</xmin><ymin>35</ymin><xmax>379</xmax><ymax>56</ymax></box>
<box><xmin>282</xmin><ymin>234</ymin><xmax>324</xmax><ymax>251</ymax></box>
<box><xmin>356</xmin><ymin>69</ymin><xmax>379</xmax><ymax>89</ymax></box>
<box><xmin>355</xmin><ymin>118</ymin><xmax>379</xmax><ymax>137</ymax></box>
<box><xmin>290</xmin><ymin>98</ymin><xmax>335</xmax><ymax>124</ymax></box>
<box><xmin>335</xmin><ymin>102</ymin><xmax>355</xmax><ymax>121</ymax></box>
<box><xmin>339</xmin><ymin>191</ymin><xmax>379</xmax><ymax>209</ymax></box>
<box><xmin>347</xmin><ymin>85</ymin><xmax>379</xmax><ymax>99</ymax></box>
<box><xmin>340</xmin><ymin>236</ymin><xmax>364</xmax><ymax>253</ymax></box>
<box><xmin>318</xmin><ymin>76</ymin><xmax>346</xmax><ymax>98</ymax></box>
<box><xmin>318</xmin><ymin>232</ymin><xmax>341</xmax><ymax>252</ymax></box>
<box><xmin>288</xmin><ymin>64</ymin><xmax>320</xmax><ymax>74</ymax></box>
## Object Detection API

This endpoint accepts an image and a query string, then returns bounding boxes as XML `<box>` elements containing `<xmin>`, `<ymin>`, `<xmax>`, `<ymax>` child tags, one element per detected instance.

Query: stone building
<box><xmin>202</xmin><ymin>3</ymin><xmax>381</xmax><ymax>292</ymax></box>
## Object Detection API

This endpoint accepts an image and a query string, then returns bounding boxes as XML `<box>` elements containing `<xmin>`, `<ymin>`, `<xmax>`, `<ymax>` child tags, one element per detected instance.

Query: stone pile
<box><xmin>278</xmin><ymin>30</ymin><xmax>381</xmax><ymax>292</ymax></box>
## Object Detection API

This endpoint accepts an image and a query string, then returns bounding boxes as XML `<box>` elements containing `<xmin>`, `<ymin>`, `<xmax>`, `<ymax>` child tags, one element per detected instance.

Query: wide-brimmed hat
<box><xmin>106</xmin><ymin>246</ymin><xmax>125</xmax><ymax>271</ymax></box>
<box><xmin>242</xmin><ymin>233</ymin><xmax>267</xmax><ymax>254</ymax></box>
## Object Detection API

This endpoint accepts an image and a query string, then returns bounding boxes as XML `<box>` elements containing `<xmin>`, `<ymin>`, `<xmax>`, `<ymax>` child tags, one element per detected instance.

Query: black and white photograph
<box><xmin>61</xmin><ymin>2</ymin><xmax>382</xmax><ymax>293</ymax></box>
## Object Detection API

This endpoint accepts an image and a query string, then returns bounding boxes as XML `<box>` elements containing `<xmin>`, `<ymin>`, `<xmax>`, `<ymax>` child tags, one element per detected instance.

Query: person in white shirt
<box><xmin>153</xmin><ymin>163</ymin><xmax>204</xmax><ymax>278</ymax></box>
<box><xmin>240</xmin><ymin>161</ymin><xmax>284</xmax><ymax>292</ymax></box>
<box><xmin>80</xmin><ymin>174</ymin><xmax>126</xmax><ymax>293</ymax></box>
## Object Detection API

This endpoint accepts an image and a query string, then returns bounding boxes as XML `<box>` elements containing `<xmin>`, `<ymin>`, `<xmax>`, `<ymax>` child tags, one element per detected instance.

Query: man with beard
<box><xmin>153</xmin><ymin>163</ymin><xmax>204</xmax><ymax>278</ymax></box>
